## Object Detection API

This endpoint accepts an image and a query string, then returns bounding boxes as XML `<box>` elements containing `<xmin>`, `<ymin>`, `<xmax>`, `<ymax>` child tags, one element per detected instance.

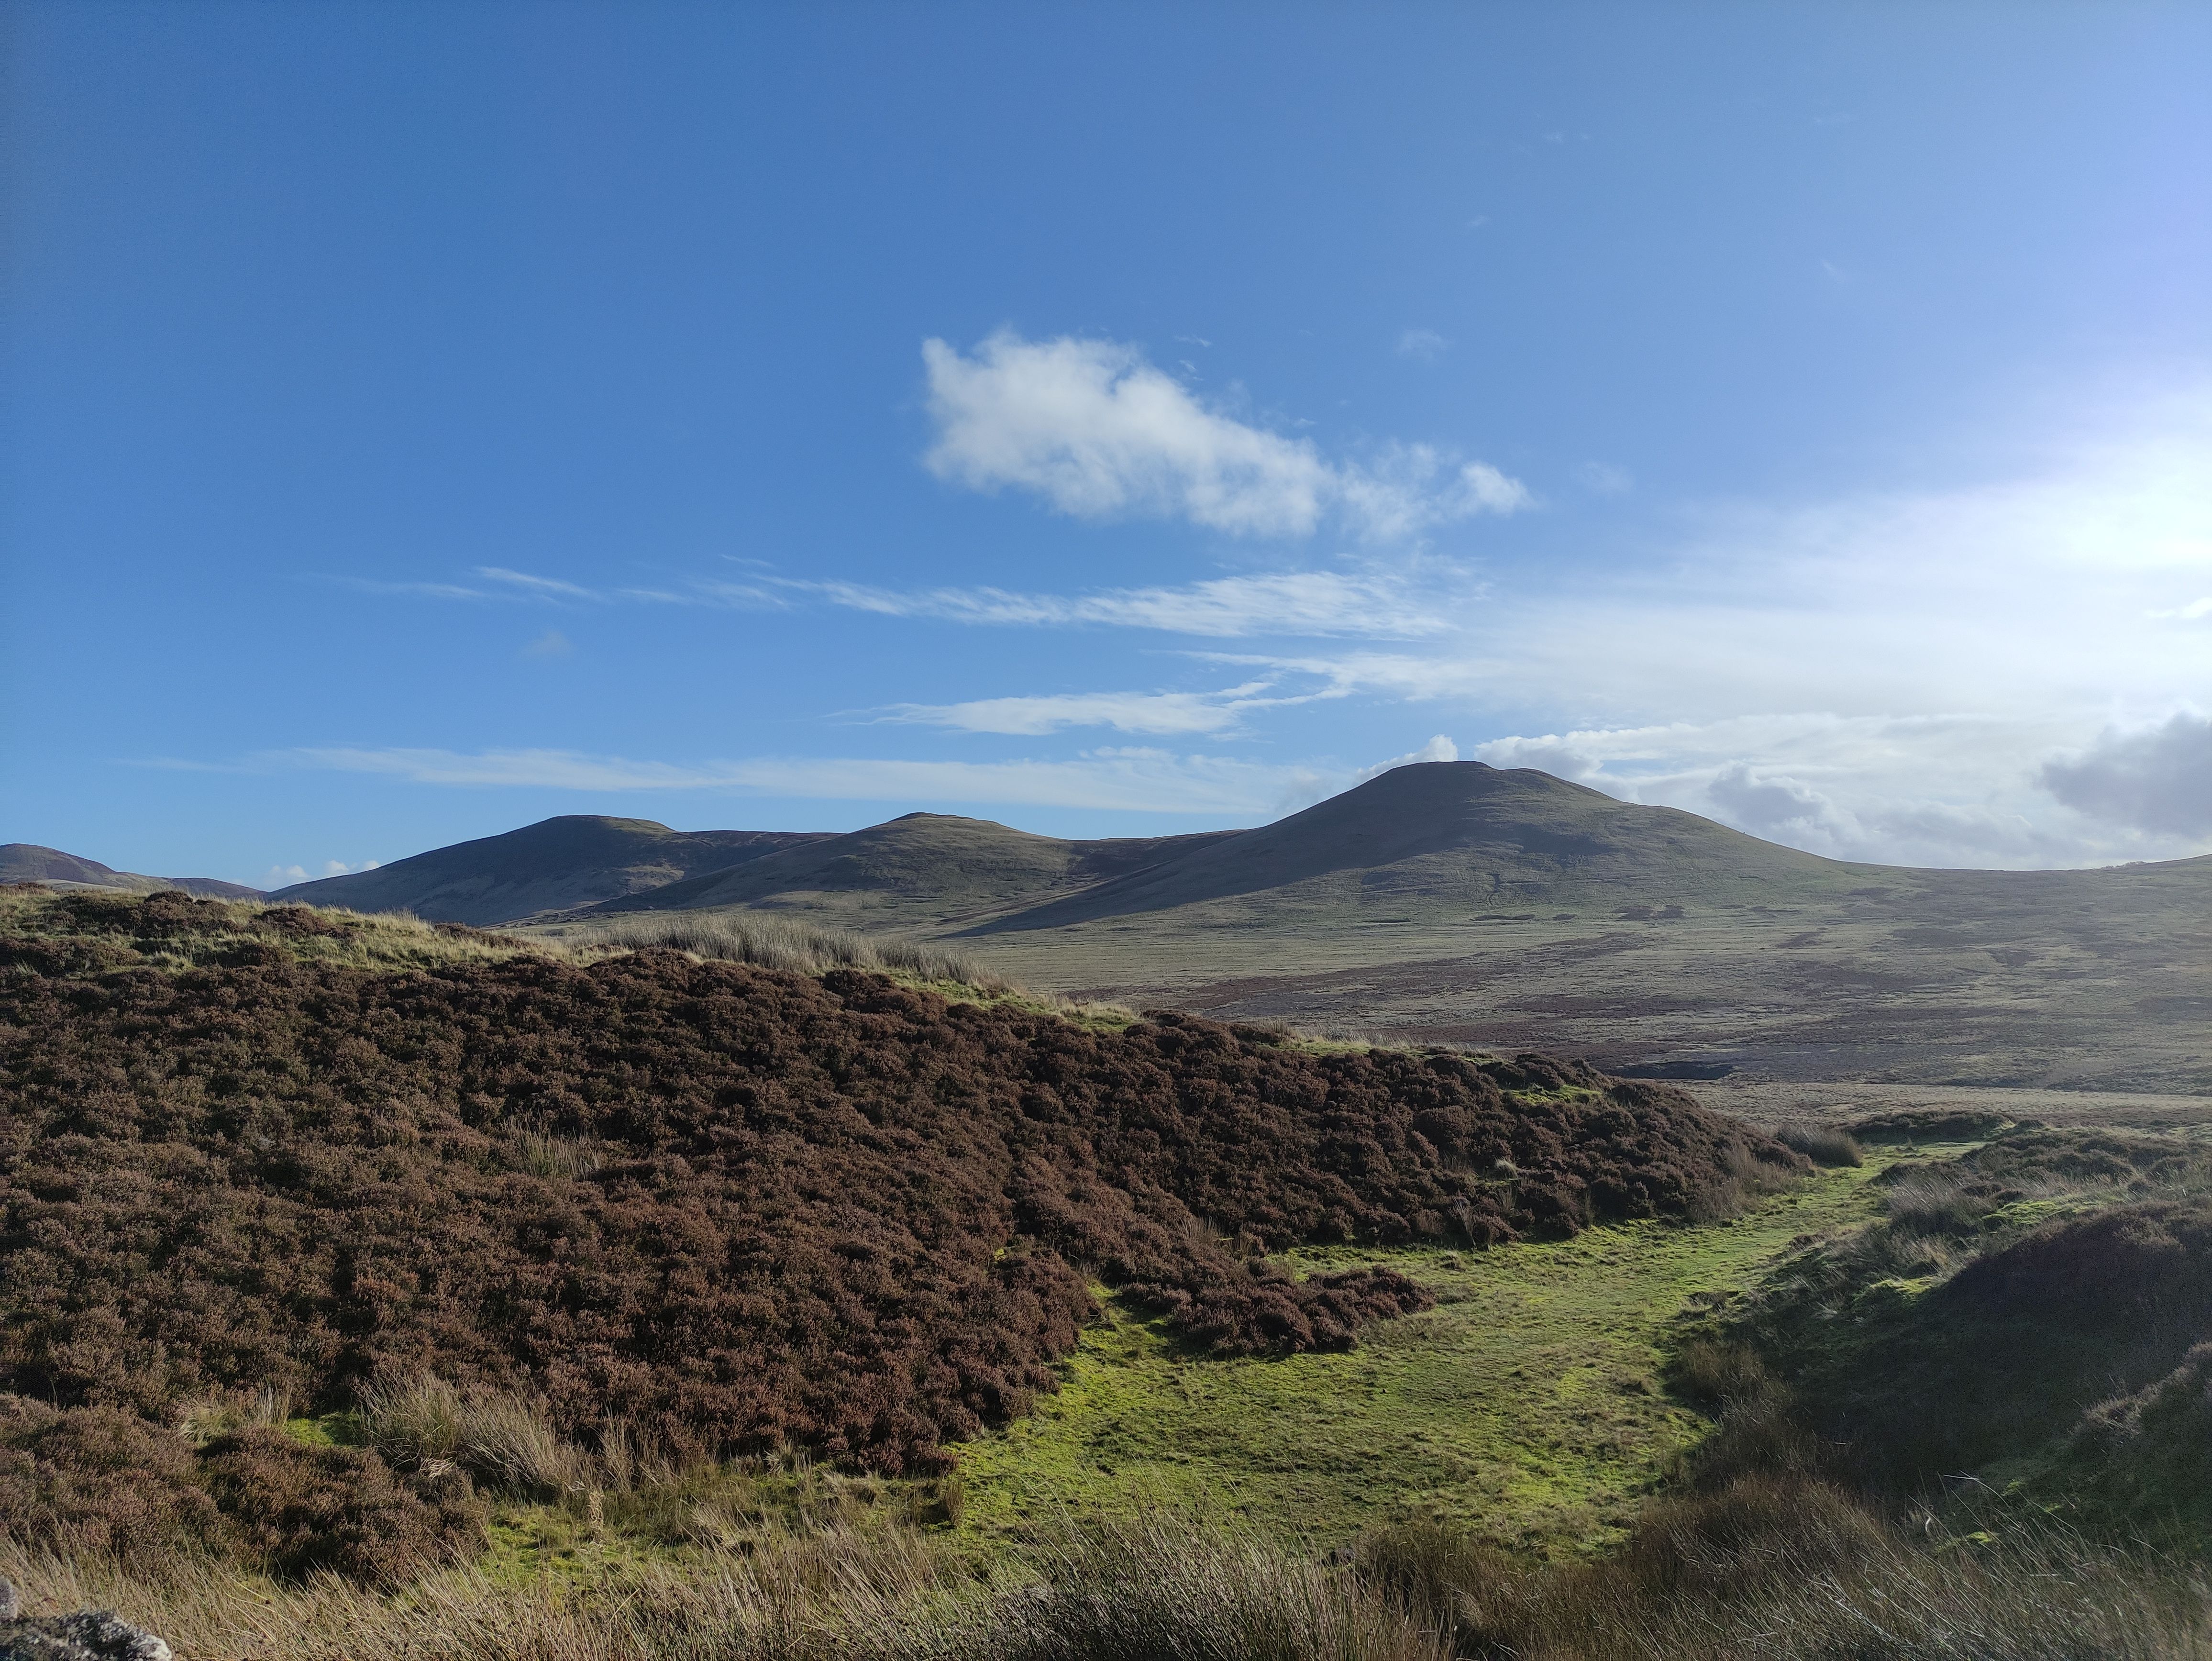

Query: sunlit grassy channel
<box><xmin>956</xmin><ymin>1153</ymin><xmax>1954</xmax><ymax>1557</ymax></box>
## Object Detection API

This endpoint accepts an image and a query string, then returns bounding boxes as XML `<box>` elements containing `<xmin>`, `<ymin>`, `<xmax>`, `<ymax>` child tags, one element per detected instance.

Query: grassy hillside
<box><xmin>552</xmin><ymin>764</ymin><xmax>2212</xmax><ymax>1091</ymax></box>
<box><xmin>958</xmin><ymin>1159</ymin><xmax>1890</xmax><ymax>1555</ymax></box>
<box><xmin>582</xmin><ymin>812</ymin><xmax>1240</xmax><ymax>932</ymax></box>
<box><xmin>6</xmin><ymin>890</ymin><xmax>2210</xmax><ymax>1658</ymax></box>
<box><xmin>0</xmin><ymin>842</ymin><xmax>262</xmax><ymax>899</ymax></box>
<box><xmin>971</xmin><ymin>762</ymin><xmax>1861</xmax><ymax>935</ymax></box>
<box><xmin>269</xmin><ymin>815</ymin><xmax>834</xmax><ymax>924</ymax></box>
<box><xmin>0</xmin><ymin>889</ymin><xmax>1791</xmax><ymax>1570</ymax></box>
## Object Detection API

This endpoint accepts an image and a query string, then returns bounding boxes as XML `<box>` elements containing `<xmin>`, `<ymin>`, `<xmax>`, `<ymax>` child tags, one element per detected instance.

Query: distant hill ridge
<box><xmin>585</xmin><ymin>811</ymin><xmax>1245</xmax><ymax>930</ymax></box>
<box><xmin>268</xmin><ymin>815</ymin><xmax>835</xmax><ymax>926</ymax></box>
<box><xmin>0</xmin><ymin>843</ymin><xmax>262</xmax><ymax>900</ymax></box>
<box><xmin>235</xmin><ymin>760</ymin><xmax>2193</xmax><ymax>934</ymax></box>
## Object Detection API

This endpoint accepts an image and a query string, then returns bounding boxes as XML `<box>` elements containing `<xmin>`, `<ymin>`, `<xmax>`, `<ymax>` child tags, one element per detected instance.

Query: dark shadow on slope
<box><xmin>962</xmin><ymin>762</ymin><xmax>1851</xmax><ymax>935</ymax></box>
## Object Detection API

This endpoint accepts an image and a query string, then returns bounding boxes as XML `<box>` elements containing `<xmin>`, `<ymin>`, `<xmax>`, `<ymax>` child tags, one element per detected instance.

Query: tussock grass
<box><xmin>358</xmin><ymin>1379</ymin><xmax>586</xmax><ymax>1501</ymax></box>
<box><xmin>976</xmin><ymin>1515</ymin><xmax>1447</xmax><ymax>1661</ymax></box>
<box><xmin>572</xmin><ymin>910</ymin><xmax>1013</xmax><ymax>990</ymax></box>
<box><xmin>1681</xmin><ymin>1139</ymin><xmax>1806</xmax><ymax>1224</ymax></box>
<box><xmin>1359</xmin><ymin>1481</ymin><xmax>2212</xmax><ymax>1660</ymax></box>
<box><xmin>0</xmin><ymin>886</ymin><xmax>532</xmax><ymax>976</ymax></box>
<box><xmin>1772</xmin><ymin>1123</ymin><xmax>1864</xmax><ymax>1168</ymax></box>
<box><xmin>8</xmin><ymin>1496</ymin><xmax>2207</xmax><ymax>1661</ymax></box>
<box><xmin>1</xmin><ymin>882</ymin><xmax>1128</xmax><ymax>1016</ymax></box>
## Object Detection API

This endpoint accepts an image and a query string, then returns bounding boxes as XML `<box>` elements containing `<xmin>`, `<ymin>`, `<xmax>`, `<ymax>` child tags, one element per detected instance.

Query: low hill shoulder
<box><xmin>269</xmin><ymin>815</ymin><xmax>834</xmax><ymax>925</ymax></box>
<box><xmin>582</xmin><ymin>812</ymin><xmax>1242</xmax><ymax>931</ymax></box>
<box><xmin>0</xmin><ymin>842</ymin><xmax>262</xmax><ymax>900</ymax></box>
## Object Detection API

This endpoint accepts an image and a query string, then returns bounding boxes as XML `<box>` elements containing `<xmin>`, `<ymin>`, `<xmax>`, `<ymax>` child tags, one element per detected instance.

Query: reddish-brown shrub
<box><xmin>196</xmin><ymin>1428</ymin><xmax>486</xmax><ymax>1584</ymax></box>
<box><xmin>0</xmin><ymin>1397</ymin><xmax>222</xmax><ymax>1565</ymax></box>
<box><xmin>0</xmin><ymin>900</ymin><xmax>1789</xmax><ymax>1471</ymax></box>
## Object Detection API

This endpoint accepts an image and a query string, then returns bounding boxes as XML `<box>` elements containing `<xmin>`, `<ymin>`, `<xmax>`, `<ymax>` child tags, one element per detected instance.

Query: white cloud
<box><xmin>330</xmin><ymin>576</ymin><xmax>493</xmax><ymax>600</ymax></box>
<box><xmin>1466</xmin><ymin>712</ymin><xmax>2203</xmax><ymax>867</ymax></box>
<box><xmin>1217</xmin><ymin>385</ymin><xmax>2212</xmax><ymax>865</ymax></box>
<box><xmin>477</xmin><ymin>567</ymin><xmax>597</xmax><ymax>600</ymax></box>
<box><xmin>2040</xmin><ymin>712</ymin><xmax>2212</xmax><ymax>836</ymax></box>
<box><xmin>521</xmin><ymin>630</ymin><xmax>574</xmax><ymax>658</ymax></box>
<box><xmin>1397</xmin><ymin>328</ymin><xmax>1450</xmax><ymax>362</ymax></box>
<box><xmin>810</xmin><ymin>568</ymin><xmax>1463</xmax><ymax>639</ymax></box>
<box><xmin>920</xmin><ymin>330</ymin><xmax>1527</xmax><ymax>541</ymax></box>
<box><xmin>271</xmin><ymin>745</ymin><xmax>1314</xmax><ymax>816</ymax></box>
<box><xmin>367</xmin><ymin>562</ymin><xmax>1464</xmax><ymax>641</ymax></box>
<box><xmin>263</xmin><ymin>857</ymin><xmax>381</xmax><ymax>889</ymax></box>
<box><xmin>1354</xmin><ymin>734</ymin><xmax>1458</xmax><ymax>784</ymax></box>
<box><xmin>331</xmin><ymin>569</ymin><xmax>602</xmax><ymax>604</ymax></box>
<box><xmin>879</xmin><ymin>681</ymin><xmax>1307</xmax><ymax>737</ymax></box>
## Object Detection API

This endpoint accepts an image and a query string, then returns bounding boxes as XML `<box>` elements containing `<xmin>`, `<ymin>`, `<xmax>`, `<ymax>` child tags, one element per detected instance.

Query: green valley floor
<box><xmin>955</xmin><ymin>1155</ymin><xmax>1934</xmax><ymax>1556</ymax></box>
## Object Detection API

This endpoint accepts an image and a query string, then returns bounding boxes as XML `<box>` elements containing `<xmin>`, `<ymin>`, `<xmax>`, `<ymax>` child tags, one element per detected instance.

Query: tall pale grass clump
<box><xmin>1361</xmin><ymin>1485</ymin><xmax>2212</xmax><ymax>1661</ymax></box>
<box><xmin>576</xmin><ymin>911</ymin><xmax>1018</xmax><ymax>994</ymax></box>
<box><xmin>1772</xmin><ymin>1123</ymin><xmax>1864</xmax><ymax>1168</ymax></box>
<box><xmin>7</xmin><ymin>1496</ymin><xmax>2210</xmax><ymax>1661</ymax></box>
<box><xmin>962</xmin><ymin>1514</ymin><xmax>1448</xmax><ymax>1661</ymax></box>
<box><xmin>357</xmin><ymin>1377</ymin><xmax>586</xmax><ymax>1499</ymax></box>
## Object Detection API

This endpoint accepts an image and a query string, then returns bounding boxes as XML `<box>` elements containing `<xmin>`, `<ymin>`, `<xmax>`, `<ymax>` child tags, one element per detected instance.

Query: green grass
<box><xmin>954</xmin><ymin>1156</ymin><xmax>1949</xmax><ymax>1558</ymax></box>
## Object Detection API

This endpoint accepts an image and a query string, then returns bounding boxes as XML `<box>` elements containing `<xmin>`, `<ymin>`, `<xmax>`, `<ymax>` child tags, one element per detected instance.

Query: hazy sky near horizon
<box><xmin>5</xmin><ymin>2</ymin><xmax>2210</xmax><ymax>887</ymax></box>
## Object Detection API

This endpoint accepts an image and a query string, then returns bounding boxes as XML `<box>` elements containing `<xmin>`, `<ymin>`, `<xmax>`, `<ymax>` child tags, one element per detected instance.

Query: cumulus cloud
<box><xmin>2040</xmin><ymin>713</ymin><xmax>2212</xmax><ymax>836</ymax></box>
<box><xmin>1354</xmin><ymin>734</ymin><xmax>1458</xmax><ymax>784</ymax></box>
<box><xmin>1703</xmin><ymin>764</ymin><xmax>1851</xmax><ymax>843</ymax></box>
<box><xmin>920</xmin><ymin>331</ymin><xmax>1527</xmax><ymax>540</ymax></box>
<box><xmin>263</xmin><ymin>857</ymin><xmax>381</xmax><ymax>888</ymax></box>
<box><xmin>1465</xmin><ymin>713</ymin><xmax>2176</xmax><ymax>866</ymax></box>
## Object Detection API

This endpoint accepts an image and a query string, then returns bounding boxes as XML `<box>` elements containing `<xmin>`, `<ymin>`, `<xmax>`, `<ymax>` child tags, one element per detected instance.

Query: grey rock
<box><xmin>0</xmin><ymin>1583</ymin><xmax>172</xmax><ymax>1661</ymax></box>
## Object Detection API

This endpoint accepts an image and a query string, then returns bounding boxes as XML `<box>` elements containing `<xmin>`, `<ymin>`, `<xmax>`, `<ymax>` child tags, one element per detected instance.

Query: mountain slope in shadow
<box><xmin>965</xmin><ymin>762</ymin><xmax>1859</xmax><ymax>934</ymax></box>
<box><xmin>270</xmin><ymin>816</ymin><xmax>834</xmax><ymax>926</ymax></box>
<box><xmin>0</xmin><ymin>843</ymin><xmax>262</xmax><ymax>900</ymax></box>
<box><xmin>584</xmin><ymin>812</ymin><xmax>1242</xmax><ymax>931</ymax></box>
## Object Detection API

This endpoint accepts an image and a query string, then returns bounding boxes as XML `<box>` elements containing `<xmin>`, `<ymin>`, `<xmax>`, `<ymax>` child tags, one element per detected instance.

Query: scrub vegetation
<box><xmin>5</xmin><ymin>885</ymin><xmax>2211</xmax><ymax>1657</ymax></box>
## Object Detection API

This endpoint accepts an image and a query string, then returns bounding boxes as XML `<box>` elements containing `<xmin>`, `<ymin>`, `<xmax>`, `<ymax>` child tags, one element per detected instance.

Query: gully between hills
<box><xmin>0</xmin><ymin>895</ymin><xmax>1799</xmax><ymax>1473</ymax></box>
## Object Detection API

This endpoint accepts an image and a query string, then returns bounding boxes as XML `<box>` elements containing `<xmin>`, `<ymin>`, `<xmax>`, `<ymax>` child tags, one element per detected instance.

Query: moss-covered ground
<box><xmin>955</xmin><ymin>1155</ymin><xmax>1956</xmax><ymax>1557</ymax></box>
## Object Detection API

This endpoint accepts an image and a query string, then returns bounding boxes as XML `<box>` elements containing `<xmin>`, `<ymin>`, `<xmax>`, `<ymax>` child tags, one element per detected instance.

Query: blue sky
<box><xmin>5</xmin><ymin>1</ymin><xmax>2209</xmax><ymax>887</ymax></box>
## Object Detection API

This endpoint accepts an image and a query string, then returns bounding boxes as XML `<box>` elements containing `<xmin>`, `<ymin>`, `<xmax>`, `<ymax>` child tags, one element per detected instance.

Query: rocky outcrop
<box><xmin>0</xmin><ymin>1581</ymin><xmax>170</xmax><ymax>1661</ymax></box>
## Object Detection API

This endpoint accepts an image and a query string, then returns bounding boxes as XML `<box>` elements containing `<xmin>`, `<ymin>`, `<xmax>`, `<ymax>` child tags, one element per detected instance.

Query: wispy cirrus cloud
<box><xmin>876</xmin><ymin>679</ymin><xmax>1328</xmax><ymax>737</ymax></box>
<box><xmin>329</xmin><ymin>576</ymin><xmax>496</xmax><ymax>600</ymax></box>
<box><xmin>477</xmin><ymin>567</ymin><xmax>597</xmax><ymax>600</ymax></box>
<box><xmin>349</xmin><ymin>562</ymin><xmax>1468</xmax><ymax>640</ymax></box>
<box><xmin>810</xmin><ymin>567</ymin><xmax>1466</xmax><ymax>639</ymax></box>
<box><xmin>261</xmin><ymin>744</ymin><xmax>1320</xmax><ymax>816</ymax></box>
<box><xmin>329</xmin><ymin>567</ymin><xmax>604</xmax><ymax>604</ymax></box>
<box><xmin>921</xmin><ymin>330</ymin><xmax>1529</xmax><ymax>541</ymax></box>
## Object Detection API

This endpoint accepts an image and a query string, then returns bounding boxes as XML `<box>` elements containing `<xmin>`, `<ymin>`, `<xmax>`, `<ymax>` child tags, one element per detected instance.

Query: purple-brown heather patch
<box><xmin>0</xmin><ymin>892</ymin><xmax>1798</xmax><ymax>1473</ymax></box>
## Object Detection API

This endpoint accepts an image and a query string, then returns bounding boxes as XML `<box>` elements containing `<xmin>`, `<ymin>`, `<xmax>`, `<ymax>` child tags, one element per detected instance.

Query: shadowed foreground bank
<box><xmin>3</xmin><ymin>1496</ymin><xmax>2206</xmax><ymax>1661</ymax></box>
